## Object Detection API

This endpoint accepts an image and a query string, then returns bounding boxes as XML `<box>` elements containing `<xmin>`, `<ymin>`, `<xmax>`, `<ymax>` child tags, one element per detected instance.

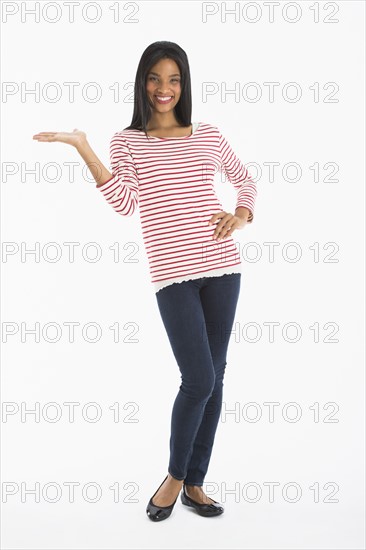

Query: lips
<box><xmin>155</xmin><ymin>95</ymin><xmax>173</xmax><ymax>104</ymax></box>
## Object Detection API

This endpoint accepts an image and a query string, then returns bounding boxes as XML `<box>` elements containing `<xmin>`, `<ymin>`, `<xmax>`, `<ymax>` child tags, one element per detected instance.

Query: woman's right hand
<box><xmin>32</xmin><ymin>128</ymin><xmax>87</xmax><ymax>149</ymax></box>
<box><xmin>33</xmin><ymin>128</ymin><xmax>114</xmax><ymax>188</ymax></box>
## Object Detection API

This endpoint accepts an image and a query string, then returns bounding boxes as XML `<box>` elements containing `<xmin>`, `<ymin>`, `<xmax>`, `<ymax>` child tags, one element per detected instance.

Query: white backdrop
<box><xmin>1</xmin><ymin>1</ymin><xmax>365</xmax><ymax>549</ymax></box>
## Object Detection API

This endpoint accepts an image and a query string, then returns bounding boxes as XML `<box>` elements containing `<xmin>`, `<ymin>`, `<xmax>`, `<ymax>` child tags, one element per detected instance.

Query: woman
<box><xmin>33</xmin><ymin>41</ymin><xmax>257</xmax><ymax>522</ymax></box>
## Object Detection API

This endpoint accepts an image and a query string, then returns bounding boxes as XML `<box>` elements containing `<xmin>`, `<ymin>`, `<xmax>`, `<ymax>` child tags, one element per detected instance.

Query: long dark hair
<box><xmin>124</xmin><ymin>41</ymin><xmax>192</xmax><ymax>138</ymax></box>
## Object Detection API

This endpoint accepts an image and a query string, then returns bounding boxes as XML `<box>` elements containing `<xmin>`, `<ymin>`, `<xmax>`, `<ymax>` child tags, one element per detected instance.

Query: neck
<box><xmin>147</xmin><ymin>112</ymin><xmax>180</xmax><ymax>131</ymax></box>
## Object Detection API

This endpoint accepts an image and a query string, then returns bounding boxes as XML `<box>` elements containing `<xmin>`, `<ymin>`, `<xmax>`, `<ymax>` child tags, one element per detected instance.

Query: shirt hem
<box><xmin>153</xmin><ymin>264</ymin><xmax>242</xmax><ymax>293</ymax></box>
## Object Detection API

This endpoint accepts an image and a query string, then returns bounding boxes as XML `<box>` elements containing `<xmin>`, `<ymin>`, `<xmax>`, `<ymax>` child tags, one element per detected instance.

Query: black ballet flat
<box><xmin>146</xmin><ymin>475</ymin><xmax>179</xmax><ymax>522</ymax></box>
<box><xmin>180</xmin><ymin>483</ymin><xmax>224</xmax><ymax>517</ymax></box>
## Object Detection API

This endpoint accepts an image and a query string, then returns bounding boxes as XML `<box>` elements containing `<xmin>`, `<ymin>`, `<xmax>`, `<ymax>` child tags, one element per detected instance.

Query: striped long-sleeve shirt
<box><xmin>97</xmin><ymin>122</ymin><xmax>257</xmax><ymax>293</ymax></box>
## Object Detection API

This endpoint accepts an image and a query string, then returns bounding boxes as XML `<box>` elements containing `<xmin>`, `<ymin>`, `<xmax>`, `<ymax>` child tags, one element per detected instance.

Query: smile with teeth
<box><xmin>155</xmin><ymin>95</ymin><xmax>174</xmax><ymax>103</ymax></box>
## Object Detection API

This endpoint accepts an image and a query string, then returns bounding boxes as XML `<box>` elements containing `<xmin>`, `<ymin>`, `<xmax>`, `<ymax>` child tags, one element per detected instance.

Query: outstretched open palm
<box><xmin>32</xmin><ymin>128</ymin><xmax>86</xmax><ymax>148</ymax></box>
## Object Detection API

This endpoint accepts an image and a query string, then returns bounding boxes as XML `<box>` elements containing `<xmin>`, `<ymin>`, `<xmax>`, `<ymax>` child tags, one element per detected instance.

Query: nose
<box><xmin>155</xmin><ymin>82</ymin><xmax>173</xmax><ymax>92</ymax></box>
<box><xmin>156</xmin><ymin>88</ymin><xmax>172</xmax><ymax>94</ymax></box>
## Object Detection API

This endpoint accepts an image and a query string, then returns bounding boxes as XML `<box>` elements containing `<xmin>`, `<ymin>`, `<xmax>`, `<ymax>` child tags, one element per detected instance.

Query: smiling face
<box><xmin>146</xmin><ymin>58</ymin><xmax>182</xmax><ymax>113</ymax></box>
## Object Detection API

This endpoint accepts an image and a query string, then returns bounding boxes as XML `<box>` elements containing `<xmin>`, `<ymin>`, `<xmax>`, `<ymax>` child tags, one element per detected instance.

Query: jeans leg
<box><xmin>155</xmin><ymin>280</ymin><xmax>216</xmax><ymax>481</ymax></box>
<box><xmin>184</xmin><ymin>273</ymin><xmax>241</xmax><ymax>486</ymax></box>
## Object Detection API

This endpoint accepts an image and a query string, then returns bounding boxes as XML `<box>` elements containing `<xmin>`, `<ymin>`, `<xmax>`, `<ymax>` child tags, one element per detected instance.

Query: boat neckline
<box><xmin>138</xmin><ymin>122</ymin><xmax>201</xmax><ymax>140</ymax></box>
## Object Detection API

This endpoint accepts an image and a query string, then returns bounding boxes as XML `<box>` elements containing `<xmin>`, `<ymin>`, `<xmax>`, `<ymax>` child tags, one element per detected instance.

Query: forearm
<box><xmin>76</xmin><ymin>139</ymin><xmax>113</xmax><ymax>187</ymax></box>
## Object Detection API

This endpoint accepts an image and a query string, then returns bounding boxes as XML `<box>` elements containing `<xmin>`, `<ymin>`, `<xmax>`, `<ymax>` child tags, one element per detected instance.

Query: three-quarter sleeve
<box><xmin>97</xmin><ymin>133</ymin><xmax>139</xmax><ymax>217</ymax></box>
<box><xmin>218</xmin><ymin>129</ymin><xmax>257</xmax><ymax>223</ymax></box>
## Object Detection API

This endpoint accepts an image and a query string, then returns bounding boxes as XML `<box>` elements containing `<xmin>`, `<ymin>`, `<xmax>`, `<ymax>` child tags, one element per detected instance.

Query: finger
<box><xmin>216</xmin><ymin>218</ymin><xmax>238</xmax><ymax>240</ymax></box>
<box><xmin>216</xmin><ymin>225</ymin><xmax>232</xmax><ymax>240</ymax></box>
<box><xmin>34</xmin><ymin>135</ymin><xmax>56</xmax><ymax>141</ymax></box>
<box><xmin>33</xmin><ymin>136</ymin><xmax>53</xmax><ymax>142</ymax></box>
<box><xmin>208</xmin><ymin>211</ymin><xmax>225</xmax><ymax>225</ymax></box>
<box><xmin>214</xmin><ymin>213</ymin><xmax>232</xmax><ymax>229</ymax></box>
<box><xmin>213</xmin><ymin>215</ymin><xmax>234</xmax><ymax>238</ymax></box>
<box><xmin>222</xmin><ymin>226</ymin><xmax>235</xmax><ymax>239</ymax></box>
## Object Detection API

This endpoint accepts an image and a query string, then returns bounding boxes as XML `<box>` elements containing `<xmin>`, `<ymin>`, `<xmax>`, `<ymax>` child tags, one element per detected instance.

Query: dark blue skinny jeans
<box><xmin>155</xmin><ymin>272</ymin><xmax>241</xmax><ymax>486</ymax></box>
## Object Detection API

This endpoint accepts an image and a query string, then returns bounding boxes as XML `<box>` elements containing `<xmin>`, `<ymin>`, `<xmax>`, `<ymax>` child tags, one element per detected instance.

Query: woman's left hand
<box><xmin>208</xmin><ymin>210</ymin><xmax>248</xmax><ymax>241</ymax></box>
